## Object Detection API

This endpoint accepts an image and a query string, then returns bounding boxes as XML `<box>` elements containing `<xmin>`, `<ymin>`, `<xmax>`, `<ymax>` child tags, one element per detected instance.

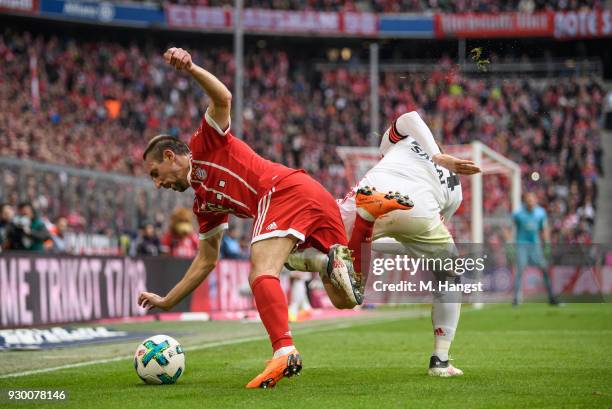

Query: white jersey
<box><xmin>338</xmin><ymin>114</ymin><xmax>462</xmax><ymax>252</ymax></box>
<box><xmin>366</xmin><ymin>127</ymin><xmax>462</xmax><ymax>223</ymax></box>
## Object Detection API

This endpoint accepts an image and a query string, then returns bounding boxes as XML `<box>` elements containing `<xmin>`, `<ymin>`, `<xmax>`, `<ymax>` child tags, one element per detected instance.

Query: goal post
<box><xmin>337</xmin><ymin>142</ymin><xmax>522</xmax><ymax>243</ymax></box>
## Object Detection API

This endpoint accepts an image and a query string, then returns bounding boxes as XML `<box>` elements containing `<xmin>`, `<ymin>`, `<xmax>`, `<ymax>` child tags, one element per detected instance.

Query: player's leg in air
<box><xmin>287</xmin><ymin>186</ymin><xmax>414</xmax><ymax>292</ymax></box>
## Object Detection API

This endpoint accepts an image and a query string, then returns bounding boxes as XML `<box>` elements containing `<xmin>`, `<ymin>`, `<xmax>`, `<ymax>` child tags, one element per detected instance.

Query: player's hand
<box><xmin>138</xmin><ymin>291</ymin><xmax>171</xmax><ymax>311</ymax></box>
<box><xmin>163</xmin><ymin>47</ymin><xmax>193</xmax><ymax>72</ymax></box>
<box><xmin>432</xmin><ymin>154</ymin><xmax>481</xmax><ymax>175</ymax></box>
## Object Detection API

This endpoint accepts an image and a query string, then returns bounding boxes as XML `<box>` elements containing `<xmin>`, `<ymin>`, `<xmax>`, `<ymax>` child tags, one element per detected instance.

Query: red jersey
<box><xmin>189</xmin><ymin>110</ymin><xmax>298</xmax><ymax>239</ymax></box>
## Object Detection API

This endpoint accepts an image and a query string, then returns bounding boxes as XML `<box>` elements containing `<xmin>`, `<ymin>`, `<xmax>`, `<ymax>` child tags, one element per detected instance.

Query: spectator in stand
<box><xmin>6</xmin><ymin>202</ymin><xmax>51</xmax><ymax>251</ymax></box>
<box><xmin>130</xmin><ymin>223</ymin><xmax>163</xmax><ymax>256</ymax></box>
<box><xmin>166</xmin><ymin>0</ymin><xmax>603</xmax><ymax>12</ymax></box>
<box><xmin>48</xmin><ymin>216</ymin><xmax>69</xmax><ymax>253</ymax></box>
<box><xmin>0</xmin><ymin>203</ymin><xmax>15</xmax><ymax>251</ymax></box>
<box><xmin>160</xmin><ymin>207</ymin><xmax>199</xmax><ymax>258</ymax></box>
<box><xmin>220</xmin><ymin>227</ymin><xmax>247</xmax><ymax>259</ymax></box>
<box><xmin>0</xmin><ymin>28</ymin><xmax>602</xmax><ymax>246</ymax></box>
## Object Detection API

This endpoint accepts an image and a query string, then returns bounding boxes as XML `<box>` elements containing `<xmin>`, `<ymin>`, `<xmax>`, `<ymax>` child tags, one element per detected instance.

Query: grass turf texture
<box><xmin>0</xmin><ymin>304</ymin><xmax>610</xmax><ymax>409</ymax></box>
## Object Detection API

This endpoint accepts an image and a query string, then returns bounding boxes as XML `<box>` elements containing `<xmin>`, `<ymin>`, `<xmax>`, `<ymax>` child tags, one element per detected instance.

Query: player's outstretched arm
<box><xmin>163</xmin><ymin>47</ymin><xmax>232</xmax><ymax>131</ymax></box>
<box><xmin>138</xmin><ymin>233</ymin><xmax>222</xmax><ymax>311</ymax></box>
<box><xmin>432</xmin><ymin>153</ymin><xmax>481</xmax><ymax>175</ymax></box>
<box><xmin>395</xmin><ymin>111</ymin><xmax>442</xmax><ymax>157</ymax></box>
<box><xmin>392</xmin><ymin>112</ymin><xmax>481</xmax><ymax>175</ymax></box>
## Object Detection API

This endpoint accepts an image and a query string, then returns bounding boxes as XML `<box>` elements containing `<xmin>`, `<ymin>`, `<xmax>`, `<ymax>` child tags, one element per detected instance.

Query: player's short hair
<box><xmin>143</xmin><ymin>134</ymin><xmax>190</xmax><ymax>162</ymax></box>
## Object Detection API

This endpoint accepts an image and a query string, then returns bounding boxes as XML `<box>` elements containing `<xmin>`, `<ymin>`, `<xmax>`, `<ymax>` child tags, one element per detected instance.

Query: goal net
<box><xmin>337</xmin><ymin>141</ymin><xmax>521</xmax><ymax>244</ymax></box>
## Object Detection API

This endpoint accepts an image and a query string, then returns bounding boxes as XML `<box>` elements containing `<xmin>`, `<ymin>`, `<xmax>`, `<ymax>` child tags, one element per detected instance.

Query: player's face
<box><xmin>525</xmin><ymin>193</ymin><xmax>537</xmax><ymax>210</ymax></box>
<box><xmin>145</xmin><ymin>151</ymin><xmax>190</xmax><ymax>192</ymax></box>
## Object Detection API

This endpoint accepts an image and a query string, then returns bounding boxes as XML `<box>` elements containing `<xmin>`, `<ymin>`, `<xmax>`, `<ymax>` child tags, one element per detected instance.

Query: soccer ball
<box><xmin>134</xmin><ymin>335</ymin><xmax>185</xmax><ymax>385</ymax></box>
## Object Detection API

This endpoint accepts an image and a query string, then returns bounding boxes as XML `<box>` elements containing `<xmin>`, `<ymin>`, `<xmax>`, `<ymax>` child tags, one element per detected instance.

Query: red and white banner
<box><xmin>243</xmin><ymin>8</ymin><xmax>338</xmax><ymax>34</ymax></box>
<box><xmin>343</xmin><ymin>11</ymin><xmax>379</xmax><ymax>35</ymax></box>
<box><xmin>435</xmin><ymin>12</ymin><xmax>552</xmax><ymax>38</ymax></box>
<box><xmin>435</xmin><ymin>10</ymin><xmax>612</xmax><ymax>39</ymax></box>
<box><xmin>553</xmin><ymin>9</ymin><xmax>612</xmax><ymax>39</ymax></box>
<box><xmin>165</xmin><ymin>5</ymin><xmax>378</xmax><ymax>36</ymax></box>
<box><xmin>165</xmin><ymin>5</ymin><xmax>227</xmax><ymax>30</ymax></box>
<box><xmin>0</xmin><ymin>0</ymin><xmax>37</xmax><ymax>13</ymax></box>
<box><xmin>0</xmin><ymin>253</ymin><xmax>295</xmax><ymax>328</ymax></box>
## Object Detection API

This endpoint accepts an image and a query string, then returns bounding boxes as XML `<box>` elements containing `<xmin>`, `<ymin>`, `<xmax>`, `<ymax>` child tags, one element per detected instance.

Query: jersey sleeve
<box><xmin>190</xmin><ymin>108</ymin><xmax>232</xmax><ymax>152</ymax></box>
<box><xmin>379</xmin><ymin>120</ymin><xmax>403</xmax><ymax>156</ymax></box>
<box><xmin>395</xmin><ymin>111</ymin><xmax>441</xmax><ymax>157</ymax></box>
<box><xmin>197</xmin><ymin>212</ymin><xmax>229</xmax><ymax>241</ymax></box>
<box><xmin>379</xmin><ymin>111</ymin><xmax>441</xmax><ymax>158</ymax></box>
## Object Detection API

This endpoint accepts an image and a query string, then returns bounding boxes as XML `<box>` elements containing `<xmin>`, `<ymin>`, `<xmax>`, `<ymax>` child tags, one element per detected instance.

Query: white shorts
<box><xmin>337</xmin><ymin>179</ymin><xmax>456</xmax><ymax>259</ymax></box>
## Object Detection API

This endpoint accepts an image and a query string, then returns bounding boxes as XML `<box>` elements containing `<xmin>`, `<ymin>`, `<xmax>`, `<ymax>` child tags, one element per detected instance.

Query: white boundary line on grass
<box><xmin>0</xmin><ymin>314</ymin><xmax>415</xmax><ymax>379</ymax></box>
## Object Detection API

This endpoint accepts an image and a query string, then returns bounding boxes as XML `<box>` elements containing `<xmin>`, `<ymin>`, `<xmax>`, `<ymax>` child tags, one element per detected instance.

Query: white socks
<box><xmin>433</xmin><ymin>339</ymin><xmax>452</xmax><ymax>362</ymax></box>
<box><xmin>432</xmin><ymin>302</ymin><xmax>461</xmax><ymax>362</ymax></box>
<box><xmin>273</xmin><ymin>345</ymin><xmax>295</xmax><ymax>358</ymax></box>
<box><xmin>286</xmin><ymin>247</ymin><xmax>329</xmax><ymax>275</ymax></box>
<box><xmin>356</xmin><ymin>206</ymin><xmax>375</xmax><ymax>222</ymax></box>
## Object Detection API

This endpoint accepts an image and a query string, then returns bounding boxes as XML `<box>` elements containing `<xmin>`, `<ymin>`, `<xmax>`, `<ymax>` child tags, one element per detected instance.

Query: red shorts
<box><xmin>251</xmin><ymin>171</ymin><xmax>347</xmax><ymax>252</ymax></box>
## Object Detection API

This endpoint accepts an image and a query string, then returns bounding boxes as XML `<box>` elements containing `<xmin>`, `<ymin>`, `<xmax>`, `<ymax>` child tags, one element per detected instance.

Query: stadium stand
<box><xmin>166</xmin><ymin>0</ymin><xmax>604</xmax><ymax>12</ymax></box>
<box><xmin>0</xmin><ymin>26</ymin><xmax>603</xmax><ymax>250</ymax></box>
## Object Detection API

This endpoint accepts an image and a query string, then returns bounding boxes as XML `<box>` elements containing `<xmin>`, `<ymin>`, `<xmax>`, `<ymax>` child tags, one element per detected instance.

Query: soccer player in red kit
<box><xmin>138</xmin><ymin>48</ymin><xmax>411</xmax><ymax>389</ymax></box>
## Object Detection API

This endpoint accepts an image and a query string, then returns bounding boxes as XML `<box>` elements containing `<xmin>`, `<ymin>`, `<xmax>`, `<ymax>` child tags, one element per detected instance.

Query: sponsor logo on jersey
<box><xmin>206</xmin><ymin>203</ymin><xmax>233</xmax><ymax>213</ymax></box>
<box><xmin>266</xmin><ymin>222</ymin><xmax>278</xmax><ymax>231</ymax></box>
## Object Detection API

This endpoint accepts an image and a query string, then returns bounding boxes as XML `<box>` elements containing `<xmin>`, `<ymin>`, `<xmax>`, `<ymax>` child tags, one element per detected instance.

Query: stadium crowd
<box><xmin>167</xmin><ymin>0</ymin><xmax>603</xmax><ymax>13</ymax></box>
<box><xmin>0</xmin><ymin>28</ymin><xmax>603</xmax><ymax>253</ymax></box>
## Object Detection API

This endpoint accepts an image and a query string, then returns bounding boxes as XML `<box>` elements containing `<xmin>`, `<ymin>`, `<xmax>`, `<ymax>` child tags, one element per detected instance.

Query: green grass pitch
<box><xmin>0</xmin><ymin>304</ymin><xmax>611</xmax><ymax>409</ymax></box>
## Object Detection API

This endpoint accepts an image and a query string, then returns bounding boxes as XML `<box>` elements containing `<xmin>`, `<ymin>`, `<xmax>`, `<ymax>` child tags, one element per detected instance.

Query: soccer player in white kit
<box><xmin>288</xmin><ymin>111</ymin><xmax>480</xmax><ymax>377</ymax></box>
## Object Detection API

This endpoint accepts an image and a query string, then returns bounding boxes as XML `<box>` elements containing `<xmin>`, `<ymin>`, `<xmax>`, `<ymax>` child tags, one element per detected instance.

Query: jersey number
<box><xmin>446</xmin><ymin>173</ymin><xmax>460</xmax><ymax>191</ymax></box>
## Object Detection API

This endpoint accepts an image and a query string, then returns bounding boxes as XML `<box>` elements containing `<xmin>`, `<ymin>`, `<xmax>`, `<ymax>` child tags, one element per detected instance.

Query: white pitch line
<box><xmin>0</xmin><ymin>314</ymin><xmax>412</xmax><ymax>379</ymax></box>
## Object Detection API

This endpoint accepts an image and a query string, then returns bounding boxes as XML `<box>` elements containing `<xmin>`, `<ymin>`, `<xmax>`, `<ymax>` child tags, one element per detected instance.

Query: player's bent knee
<box><xmin>248</xmin><ymin>269</ymin><xmax>281</xmax><ymax>285</ymax></box>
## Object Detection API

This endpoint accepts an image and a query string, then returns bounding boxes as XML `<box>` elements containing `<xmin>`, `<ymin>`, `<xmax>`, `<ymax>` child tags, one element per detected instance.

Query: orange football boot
<box><xmin>355</xmin><ymin>186</ymin><xmax>414</xmax><ymax>220</ymax></box>
<box><xmin>245</xmin><ymin>349</ymin><xmax>302</xmax><ymax>389</ymax></box>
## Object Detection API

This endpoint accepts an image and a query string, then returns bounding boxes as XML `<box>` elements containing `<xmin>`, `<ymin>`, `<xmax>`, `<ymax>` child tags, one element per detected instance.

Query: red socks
<box><xmin>250</xmin><ymin>275</ymin><xmax>293</xmax><ymax>352</ymax></box>
<box><xmin>348</xmin><ymin>214</ymin><xmax>375</xmax><ymax>283</ymax></box>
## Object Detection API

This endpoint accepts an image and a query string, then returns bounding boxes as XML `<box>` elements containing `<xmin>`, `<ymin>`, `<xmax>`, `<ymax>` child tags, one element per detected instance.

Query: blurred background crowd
<box><xmin>0</xmin><ymin>3</ymin><xmax>606</xmax><ymax>255</ymax></box>
<box><xmin>166</xmin><ymin>0</ymin><xmax>604</xmax><ymax>12</ymax></box>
